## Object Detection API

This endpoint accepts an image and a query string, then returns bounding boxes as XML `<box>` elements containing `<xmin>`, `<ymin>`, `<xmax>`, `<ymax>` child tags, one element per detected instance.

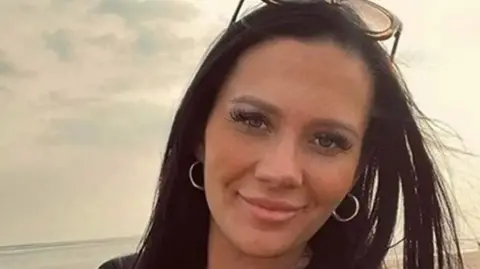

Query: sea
<box><xmin>0</xmin><ymin>237</ymin><xmax>140</xmax><ymax>269</ymax></box>
<box><xmin>0</xmin><ymin>236</ymin><xmax>478</xmax><ymax>269</ymax></box>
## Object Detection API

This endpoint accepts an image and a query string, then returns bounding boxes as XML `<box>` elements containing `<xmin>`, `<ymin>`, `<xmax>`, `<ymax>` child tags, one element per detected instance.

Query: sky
<box><xmin>0</xmin><ymin>0</ymin><xmax>479</xmax><ymax>247</ymax></box>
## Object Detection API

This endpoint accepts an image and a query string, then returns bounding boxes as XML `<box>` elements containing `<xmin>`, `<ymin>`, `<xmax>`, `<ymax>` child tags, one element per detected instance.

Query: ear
<box><xmin>195</xmin><ymin>143</ymin><xmax>205</xmax><ymax>163</ymax></box>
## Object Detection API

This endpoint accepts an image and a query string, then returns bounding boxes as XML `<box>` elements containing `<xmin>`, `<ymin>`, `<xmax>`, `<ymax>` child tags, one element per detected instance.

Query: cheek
<box><xmin>203</xmin><ymin>116</ymin><xmax>258</xmax><ymax>205</ymax></box>
<box><xmin>305</xmin><ymin>154</ymin><xmax>360</xmax><ymax>208</ymax></box>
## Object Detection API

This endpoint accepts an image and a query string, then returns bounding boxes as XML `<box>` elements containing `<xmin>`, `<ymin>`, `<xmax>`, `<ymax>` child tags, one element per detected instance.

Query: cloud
<box><xmin>0</xmin><ymin>86</ymin><xmax>10</xmax><ymax>101</ymax></box>
<box><xmin>40</xmin><ymin>100</ymin><xmax>174</xmax><ymax>150</ymax></box>
<box><xmin>93</xmin><ymin>0</ymin><xmax>199</xmax><ymax>25</ymax></box>
<box><xmin>0</xmin><ymin>59</ymin><xmax>18</xmax><ymax>75</ymax></box>
<box><xmin>0</xmin><ymin>1</ymin><xmax>208</xmax><ymax>178</ymax></box>
<box><xmin>132</xmin><ymin>25</ymin><xmax>194</xmax><ymax>57</ymax></box>
<box><xmin>86</xmin><ymin>33</ymin><xmax>119</xmax><ymax>48</ymax></box>
<box><xmin>0</xmin><ymin>50</ymin><xmax>35</xmax><ymax>77</ymax></box>
<box><xmin>50</xmin><ymin>0</ymin><xmax>75</xmax><ymax>7</ymax></box>
<box><xmin>84</xmin><ymin>26</ymin><xmax>194</xmax><ymax>62</ymax></box>
<box><xmin>86</xmin><ymin>1</ymin><xmax>198</xmax><ymax>60</ymax></box>
<box><xmin>43</xmin><ymin>29</ymin><xmax>75</xmax><ymax>61</ymax></box>
<box><xmin>134</xmin><ymin>27</ymin><xmax>161</xmax><ymax>56</ymax></box>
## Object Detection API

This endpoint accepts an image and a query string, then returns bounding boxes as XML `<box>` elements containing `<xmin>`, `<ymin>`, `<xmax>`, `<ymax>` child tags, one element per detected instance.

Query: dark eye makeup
<box><xmin>229</xmin><ymin>107</ymin><xmax>270</xmax><ymax>130</ymax></box>
<box><xmin>312</xmin><ymin>132</ymin><xmax>353</xmax><ymax>152</ymax></box>
<box><xmin>227</xmin><ymin>106</ymin><xmax>354</xmax><ymax>156</ymax></box>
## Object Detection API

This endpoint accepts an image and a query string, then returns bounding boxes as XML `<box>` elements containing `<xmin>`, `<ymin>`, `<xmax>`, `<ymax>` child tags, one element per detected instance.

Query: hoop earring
<box><xmin>189</xmin><ymin>161</ymin><xmax>204</xmax><ymax>191</ymax></box>
<box><xmin>333</xmin><ymin>194</ymin><xmax>359</xmax><ymax>222</ymax></box>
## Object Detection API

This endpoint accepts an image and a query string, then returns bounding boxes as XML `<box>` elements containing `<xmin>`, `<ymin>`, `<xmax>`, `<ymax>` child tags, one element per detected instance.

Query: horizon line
<box><xmin>0</xmin><ymin>235</ymin><xmax>142</xmax><ymax>251</ymax></box>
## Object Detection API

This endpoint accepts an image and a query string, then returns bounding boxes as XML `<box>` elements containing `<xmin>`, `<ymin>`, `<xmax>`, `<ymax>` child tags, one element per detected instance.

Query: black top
<box><xmin>98</xmin><ymin>253</ymin><xmax>137</xmax><ymax>269</ymax></box>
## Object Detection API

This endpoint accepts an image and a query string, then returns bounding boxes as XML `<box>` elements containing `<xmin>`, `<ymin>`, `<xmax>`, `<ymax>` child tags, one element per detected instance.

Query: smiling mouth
<box><xmin>238</xmin><ymin>193</ymin><xmax>304</xmax><ymax>223</ymax></box>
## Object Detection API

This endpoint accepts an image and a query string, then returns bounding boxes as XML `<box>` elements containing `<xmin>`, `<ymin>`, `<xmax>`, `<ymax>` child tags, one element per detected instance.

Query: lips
<box><xmin>239</xmin><ymin>193</ymin><xmax>304</xmax><ymax>222</ymax></box>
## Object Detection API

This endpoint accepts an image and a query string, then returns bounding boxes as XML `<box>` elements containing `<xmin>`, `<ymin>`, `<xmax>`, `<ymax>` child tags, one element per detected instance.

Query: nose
<box><xmin>254</xmin><ymin>136</ymin><xmax>303</xmax><ymax>188</ymax></box>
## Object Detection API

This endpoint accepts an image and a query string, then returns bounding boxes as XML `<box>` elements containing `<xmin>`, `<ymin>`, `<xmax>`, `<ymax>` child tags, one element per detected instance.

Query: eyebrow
<box><xmin>231</xmin><ymin>95</ymin><xmax>280</xmax><ymax>115</ymax></box>
<box><xmin>230</xmin><ymin>95</ymin><xmax>361</xmax><ymax>139</ymax></box>
<box><xmin>309</xmin><ymin>119</ymin><xmax>360</xmax><ymax>139</ymax></box>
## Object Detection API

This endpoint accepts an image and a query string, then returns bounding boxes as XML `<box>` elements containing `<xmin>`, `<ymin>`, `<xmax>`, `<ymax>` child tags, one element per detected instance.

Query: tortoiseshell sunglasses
<box><xmin>229</xmin><ymin>0</ymin><xmax>403</xmax><ymax>59</ymax></box>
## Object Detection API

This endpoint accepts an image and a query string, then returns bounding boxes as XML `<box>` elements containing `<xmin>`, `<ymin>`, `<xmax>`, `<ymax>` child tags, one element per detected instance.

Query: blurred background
<box><xmin>0</xmin><ymin>0</ymin><xmax>478</xmax><ymax>268</ymax></box>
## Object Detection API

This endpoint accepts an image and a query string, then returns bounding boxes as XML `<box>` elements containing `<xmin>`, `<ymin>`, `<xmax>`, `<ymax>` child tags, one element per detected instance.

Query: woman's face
<box><xmin>202</xmin><ymin>37</ymin><xmax>373</xmax><ymax>257</ymax></box>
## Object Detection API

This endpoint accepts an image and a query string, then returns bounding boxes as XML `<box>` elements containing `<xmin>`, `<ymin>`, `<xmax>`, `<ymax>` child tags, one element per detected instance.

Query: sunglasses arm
<box><xmin>230</xmin><ymin>0</ymin><xmax>246</xmax><ymax>26</ymax></box>
<box><xmin>390</xmin><ymin>22</ymin><xmax>403</xmax><ymax>59</ymax></box>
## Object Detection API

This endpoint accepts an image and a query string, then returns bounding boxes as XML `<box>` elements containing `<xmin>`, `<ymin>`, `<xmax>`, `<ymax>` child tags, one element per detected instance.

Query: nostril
<box><xmin>254</xmin><ymin>159</ymin><xmax>303</xmax><ymax>187</ymax></box>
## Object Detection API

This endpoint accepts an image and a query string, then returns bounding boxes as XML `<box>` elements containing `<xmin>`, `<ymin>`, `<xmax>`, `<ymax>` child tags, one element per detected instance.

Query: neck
<box><xmin>207</xmin><ymin>221</ymin><xmax>306</xmax><ymax>269</ymax></box>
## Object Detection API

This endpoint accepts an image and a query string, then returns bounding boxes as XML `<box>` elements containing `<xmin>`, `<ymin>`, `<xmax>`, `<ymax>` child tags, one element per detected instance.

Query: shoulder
<box><xmin>98</xmin><ymin>253</ymin><xmax>138</xmax><ymax>269</ymax></box>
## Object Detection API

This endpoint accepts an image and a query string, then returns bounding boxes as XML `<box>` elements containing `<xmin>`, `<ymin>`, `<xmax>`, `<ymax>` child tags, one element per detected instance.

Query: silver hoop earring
<box><xmin>333</xmin><ymin>194</ymin><xmax>359</xmax><ymax>222</ymax></box>
<box><xmin>189</xmin><ymin>161</ymin><xmax>204</xmax><ymax>191</ymax></box>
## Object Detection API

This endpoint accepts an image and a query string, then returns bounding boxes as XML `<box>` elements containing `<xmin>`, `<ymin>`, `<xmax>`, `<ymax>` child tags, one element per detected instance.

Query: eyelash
<box><xmin>229</xmin><ymin>108</ymin><xmax>270</xmax><ymax>130</ymax></box>
<box><xmin>228</xmin><ymin>108</ymin><xmax>353</xmax><ymax>155</ymax></box>
<box><xmin>312</xmin><ymin>132</ymin><xmax>353</xmax><ymax>153</ymax></box>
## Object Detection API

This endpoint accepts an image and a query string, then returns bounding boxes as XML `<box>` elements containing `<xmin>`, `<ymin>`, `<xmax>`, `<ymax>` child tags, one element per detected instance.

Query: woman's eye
<box><xmin>312</xmin><ymin>132</ymin><xmax>352</xmax><ymax>155</ymax></box>
<box><xmin>316</xmin><ymin>135</ymin><xmax>335</xmax><ymax>148</ymax></box>
<box><xmin>245</xmin><ymin>118</ymin><xmax>266</xmax><ymax>128</ymax></box>
<box><xmin>229</xmin><ymin>109</ymin><xmax>269</xmax><ymax>130</ymax></box>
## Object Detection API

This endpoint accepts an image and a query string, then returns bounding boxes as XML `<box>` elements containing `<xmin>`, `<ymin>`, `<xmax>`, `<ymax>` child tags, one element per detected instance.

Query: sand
<box><xmin>462</xmin><ymin>251</ymin><xmax>480</xmax><ymax>268</ymax></box>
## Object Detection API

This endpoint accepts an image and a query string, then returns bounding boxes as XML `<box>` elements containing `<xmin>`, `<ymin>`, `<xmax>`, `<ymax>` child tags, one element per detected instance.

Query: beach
<box><xmin>386</xmin><ymin>250</ymin><xmax>480</xmax><ymax>268</ymax></box>
<box><xmin>462</xmin><ymin>251</ymin><xmax>480</xmax><ymax>268</ymax></box>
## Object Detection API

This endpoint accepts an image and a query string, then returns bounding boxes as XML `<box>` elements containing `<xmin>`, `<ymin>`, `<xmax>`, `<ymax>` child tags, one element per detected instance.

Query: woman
<box><xmin>100</xmin><ymin>1</ymin><xmax>464</xmax><ymax>269</ymax></box>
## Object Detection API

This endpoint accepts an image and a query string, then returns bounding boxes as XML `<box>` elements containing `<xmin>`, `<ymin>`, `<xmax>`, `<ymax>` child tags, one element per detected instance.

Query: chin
<box><xmin>237</xmin><ymin>241</ymin><xmax>289</xmax><ymax>258</ymax></box>
<box><xmin>229</xmin><ymin>229</ymin><xmax>297</xmax><ymax>258</ymax></box>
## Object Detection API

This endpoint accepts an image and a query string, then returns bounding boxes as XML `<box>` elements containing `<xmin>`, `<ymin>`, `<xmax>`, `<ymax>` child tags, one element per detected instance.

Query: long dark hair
<box><xmin>134</xmin><ymin>3</ymin><xmax>464</xmax><ymax>269</ymax></box>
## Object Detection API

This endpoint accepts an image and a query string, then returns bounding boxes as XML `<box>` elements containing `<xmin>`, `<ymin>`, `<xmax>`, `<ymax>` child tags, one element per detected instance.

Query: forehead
<box><xmin>220</xmin><ymin>37</ymin><xmax>373</xmax><ymax>131</ymax></box>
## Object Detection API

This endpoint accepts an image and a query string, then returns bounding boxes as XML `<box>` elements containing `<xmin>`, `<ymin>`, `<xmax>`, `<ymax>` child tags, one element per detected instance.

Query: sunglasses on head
<box><xmin>229</xmin><ymin>0</ymin><xmax>403</xmax><ymax>59</ymax></box>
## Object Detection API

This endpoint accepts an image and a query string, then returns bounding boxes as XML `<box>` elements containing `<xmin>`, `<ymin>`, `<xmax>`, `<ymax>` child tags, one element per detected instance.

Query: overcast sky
<box><xmin>0</xmin><ymin>0</ymin><xmax>479</xmax><ymax>246</ymax></box>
